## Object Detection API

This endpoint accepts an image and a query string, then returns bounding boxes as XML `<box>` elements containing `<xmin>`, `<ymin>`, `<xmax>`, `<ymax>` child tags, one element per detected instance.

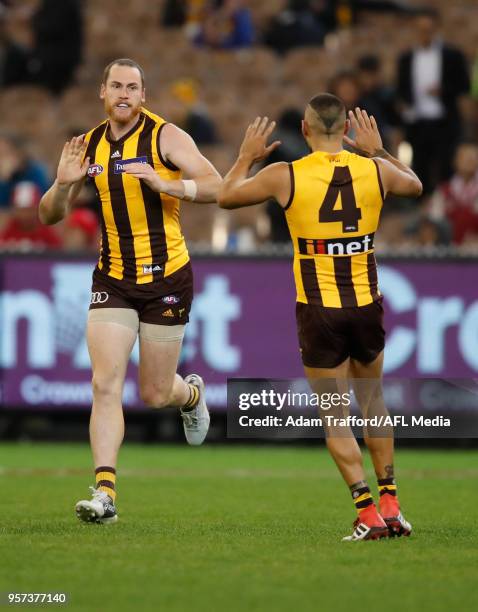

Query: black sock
<box><xmin>378</xmin><ymin>477</ymin><xmax>397</xmax><ymax>497</ymax></box>
<box><xmin>350</xmin><ymin>481</ymin><xmax>374</xmax><ymax>514</ymax></box>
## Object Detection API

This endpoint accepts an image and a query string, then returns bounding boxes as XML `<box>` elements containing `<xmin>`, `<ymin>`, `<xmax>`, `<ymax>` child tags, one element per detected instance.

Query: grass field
<box><xmin>0</xmin><ymin>443</ymin><xmax>477</xmax><ymax>612</ymax></box>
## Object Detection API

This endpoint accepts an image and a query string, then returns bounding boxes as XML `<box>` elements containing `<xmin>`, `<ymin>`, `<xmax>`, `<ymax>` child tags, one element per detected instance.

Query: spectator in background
<box><xmin>0</xmin><ymin>181</ymin><xmax>61</xmax><ymax>250</ymax></box>
<box><xmin>263</xmin><ymin>0</ymin><xmax>327</xmax><ymax>55</ymax></box>
<box><xmin>0</xmin><ymin>2</ymin><xmax>29</xmax><ymax>87</ymax></box>
<box><xmin>177</xmin><ymin>1</ymin><xmax>210</xmax><ymax>40</ymax></box>
<box><xmin>169</xmin><ymin>79</ymin><xmax>218</xmax><ymax>145</ymax></box>
<box><xmin>341</xmin><ymin>0</ymin><xmax>415</xmax><ymax>25</ymax></box>
<box><xmin>28</xmin><ymin>0</ymin><xmax>83</xmax><ymax>95</ymax></box>
<box><xmin>472</xmin><ymin>52</ymin><xmax>478</xmax><ymax>101</ymax></box>
<box><xmin>397</xmin><ymin>8</ymin><xmax>470</xmax><ymax>196</ymax></box>
<box><xmin>329</xmin><ymin>70</ymin><xmax>360</xmax><ymax>151</ymax></box>
<box><xmin>413</xmin><ymin>216</ymin><xmax>449</xmax><ymax>248</ymax></box>
<box><xmin>329</xmin><ymin>70</ymin><xmax>360</xmax><ymax>112</ymax></box>
<box><xmin>356</xmin><ymin>54</ymin><xmax>400</xmax><ymax>152</ymax></box>
<box><xmin>429</xmin><ymin>143</ymin><xmax>478</xmax><ymax>244</ymax></box>
<box><xmin>195</xmin><ymin>0</ymin><xmax>254</xmax><ymax>50</ymax></box>
<box><xmin>63</xmin><ymin>208</ymin><xmax>99</xmax><ymax>253</ymax></box>
<box><xmin>161</xmin><ymin>0</ymin><xmax>189</xmax><ymax>27</ymax></box>
<box><xmin>0</xmin><ymin>132</ymin><xmax>50</xmax><ymax>209</ymax></box>
<box><xmin>471</xmin><ymin>50</ymin><xmax>478</xmax><ymax>142</ymax></box>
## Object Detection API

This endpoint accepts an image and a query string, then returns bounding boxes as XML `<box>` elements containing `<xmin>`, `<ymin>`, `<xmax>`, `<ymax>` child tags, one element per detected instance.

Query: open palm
<box><xmin>343</xmin><ymin>108</ymin><xmax>383</xmax><ymax>158</ymax></box>
<box><xmin>239</xmin><ymin>116</ymin><xmax>281</xmax><ymax>164</ymax></box>
<box><xmin>57</xmin><ymin>136</ymin><xmax>90</xmax><ymax>185</ymax></box>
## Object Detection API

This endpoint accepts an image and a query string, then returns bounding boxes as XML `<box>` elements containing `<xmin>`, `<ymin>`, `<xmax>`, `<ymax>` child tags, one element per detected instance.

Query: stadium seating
<box><xmin>0</xmin><ymin>0</ymin><xmax>476</xmax><ymax>245</ymax></box>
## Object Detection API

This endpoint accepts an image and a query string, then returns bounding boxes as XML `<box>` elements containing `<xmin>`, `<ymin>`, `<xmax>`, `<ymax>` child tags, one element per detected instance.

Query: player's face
<box><xmin>100</xmin><ymin>65</ymin><xmax>145</xmax><ymax>125</ymax></box>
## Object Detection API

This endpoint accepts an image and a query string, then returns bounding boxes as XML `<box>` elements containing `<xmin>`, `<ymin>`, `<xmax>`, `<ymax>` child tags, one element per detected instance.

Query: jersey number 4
<box><xmin>319</xmin><ymin>166</ymin><xmax>361</xmax><ymax>233</ymax></box>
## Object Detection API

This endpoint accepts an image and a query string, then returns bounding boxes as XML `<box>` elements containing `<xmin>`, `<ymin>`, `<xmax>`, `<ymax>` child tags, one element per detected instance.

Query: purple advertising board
<box><xmin>1</xmin><ymin>255</ymin><xmax>477</xmax><ymax>410</ymax></box>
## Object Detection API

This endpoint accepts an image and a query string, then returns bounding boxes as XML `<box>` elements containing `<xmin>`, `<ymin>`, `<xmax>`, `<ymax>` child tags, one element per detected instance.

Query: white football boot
<box><xmin>342</xmin><ymin>518</ymin><xmax>389</xmax><ymax>542</ymax></box>
<box><xmin>75</xmin><ymin>487</ymin><xmax>118</xmax><ymax>524</ymax></box>
<box><xmin>180</xmin><ymin>374</ymin><xmax>210</xmax><ymax>446</ymax></box>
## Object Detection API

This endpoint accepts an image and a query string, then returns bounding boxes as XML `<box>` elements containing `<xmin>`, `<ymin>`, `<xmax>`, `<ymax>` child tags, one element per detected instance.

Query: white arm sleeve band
<box><xmin>182</xmin><ymin>179</ymin><xmax>198</xmax><ymax>201</ymax></box>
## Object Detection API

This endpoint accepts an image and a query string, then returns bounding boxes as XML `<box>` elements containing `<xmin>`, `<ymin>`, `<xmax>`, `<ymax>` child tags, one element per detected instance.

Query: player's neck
<box><xmin>108</xmin><ymin>116</ymin><xmax>141</xmax><ymax>141</ymax></box>
<box><xmin>309</xmin><ymin>138</ymin><xmax>344</xmax><ymax>155</ymax></box>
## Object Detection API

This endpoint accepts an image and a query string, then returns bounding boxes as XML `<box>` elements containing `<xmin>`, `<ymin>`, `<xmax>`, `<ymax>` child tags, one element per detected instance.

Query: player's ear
<box><xmin>141</xmin><ymin>88</ymin><xmax>146</xmax><ymax>103</ymax></box>
<box><xmin>100</xmin><ymin>83</ymin><xmax>106</xmax><ymax>100</ymax></box>
<box><xmin>301</xmin><ymin>120</ymin><xmax>308</xmax><ymax>138</ymax></box>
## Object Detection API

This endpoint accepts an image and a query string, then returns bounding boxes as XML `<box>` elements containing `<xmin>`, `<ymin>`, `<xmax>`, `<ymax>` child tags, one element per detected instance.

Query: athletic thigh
<box><xmin>138</xmin><ymin>326</ymin><xmax>185</xmax><ymax>397</ymax></box>
<box><xmin>87</xmin><ymin>313</ymin><xmax>138</xmax><ymax>395</ymax></box>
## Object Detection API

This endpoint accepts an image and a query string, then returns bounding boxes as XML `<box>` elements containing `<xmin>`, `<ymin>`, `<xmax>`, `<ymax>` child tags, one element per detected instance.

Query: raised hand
<box><xmin>57</xmin><ymin>136</ymin><xmax>90</xmax><ymax>185</ymax></box>
<box><xmin>239</xmin><ymin>116</ymin><xmax>281</xmax><ymax>164</ymax></box>
<box><xmin>343</xmin><ymin>108</ymin><xmax>383</xmax><ymax>158</ymax></box>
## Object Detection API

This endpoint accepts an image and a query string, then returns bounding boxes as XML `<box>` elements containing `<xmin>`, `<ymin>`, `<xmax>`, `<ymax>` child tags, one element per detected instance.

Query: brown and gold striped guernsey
<box><xmin>83</xmin><ymin>108</ymin><xmax>189</xmax><ymax>284</ymax></box>
<box><xmin>285</xmin><ymin>150</ymin><xmax>384</xmax><ymax>307</ymax></box>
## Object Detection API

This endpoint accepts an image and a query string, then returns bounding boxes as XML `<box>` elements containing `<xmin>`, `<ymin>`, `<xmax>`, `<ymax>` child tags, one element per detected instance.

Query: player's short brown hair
<box><xmin>103</xmin><ymin>58</ymin><xmax>145</xmax><ymax>87</ymax></box>
<box><xmin>307</xmin><ymin>93</ymin><xmax>346</xmax><ymax>135</ymax></box>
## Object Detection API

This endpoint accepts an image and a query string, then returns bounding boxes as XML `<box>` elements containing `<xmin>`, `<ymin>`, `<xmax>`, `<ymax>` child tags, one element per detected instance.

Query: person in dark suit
<box><xmin>397</xmin><ymin>8</ymin><xmax>470</xmax><ymax>195</ymax></box>
<box><xmin>28</xmin><ymin>0</ymin><xmax>83</xmax><ymax>95</ymax></box>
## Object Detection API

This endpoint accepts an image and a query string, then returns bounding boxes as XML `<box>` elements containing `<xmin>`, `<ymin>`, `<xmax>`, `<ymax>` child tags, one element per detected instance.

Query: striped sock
<box><xmin>350</xmin><ymin>481</ymin><xmax>374</xmax><ymax>514</ymax></box>
<box><xmin>95</xmin><ymin>466</ymin><xmax>116</xmax><ymax>502</ymax></box>
<box><xmin>378</xmin><ymin>477</ymin><xmax>397</xmax><ymax>497</ymax></box>
<box><xmin>182</xmin><ymin>383</ymin><xmax>200</xmax><ymax>412</ymax></box>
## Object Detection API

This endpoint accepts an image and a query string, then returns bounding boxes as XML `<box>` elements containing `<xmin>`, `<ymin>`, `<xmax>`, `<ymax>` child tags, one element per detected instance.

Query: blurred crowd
<box><xmin>1</xmin><ymin>0</ymin><xmax>478</xmax><ymax>254</ymax></box>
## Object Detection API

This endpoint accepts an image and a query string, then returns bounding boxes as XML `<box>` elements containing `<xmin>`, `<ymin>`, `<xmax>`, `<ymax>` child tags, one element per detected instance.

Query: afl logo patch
<box><xmin>88</xmin><ymin>163</ymin><xmax>104</xmax><ymax>177</ymax></box>
<box><xmin>162</xmin><ymin>295</ymin><xmax>180</xmax><ymax>305</ymax></box>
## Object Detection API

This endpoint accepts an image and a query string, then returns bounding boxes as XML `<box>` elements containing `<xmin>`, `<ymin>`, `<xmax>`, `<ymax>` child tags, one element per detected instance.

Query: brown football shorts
<box><xmin>296</xmin><ymin>298</ymin><xmax>385</xmax><ymax>368</ymax></box>
<box><xmin>89</xmin><ymin>262</ymin><xmax>193</xmax><ymax>326</ymax></box>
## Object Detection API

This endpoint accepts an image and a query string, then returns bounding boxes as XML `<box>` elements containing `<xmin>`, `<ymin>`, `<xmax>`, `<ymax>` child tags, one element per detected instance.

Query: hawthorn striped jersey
<box><xmin>84</xmin><ymin>108</ymin><xmax>189</xmax><ymax>284</ymax></box>
<box><xmin>285</xmin><ymin>150</ymin><xmax>384</xmax><ymax>307</ymax></box>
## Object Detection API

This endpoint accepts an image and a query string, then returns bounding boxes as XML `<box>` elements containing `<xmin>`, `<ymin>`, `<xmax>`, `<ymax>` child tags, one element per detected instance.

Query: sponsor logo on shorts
<box><xmin>298</xmin><ymin>233</ymin><xmax>375</xmax><ymax>256</ymax></box>
<box><xmin>114</xmin><ymin>156</ymin><xmax>148</xmax><ymax>174</ymax></box>
<box><xmin>178</xmin><ymin>308</ymin><xmax>185</xmax><ymax>317</ymax></box>
<box><xmin>90</xmin><ymin>291</ymin><xmax>109</xmax><ymax>304</ymax></box>
<box><xmin>87</xmin><ymin>163</ymin><xmax>104</xmax><ymax>177</ymax></box>
<box><xmin>162</xmin><ymin>295</ymin><xmax>180</xmax><ymax>305</ymax></box>
<box><xmin>142</xmin><ymin>264</ymin><xmax>163</xmax><ymax>274</ymax></box>
<box><xmin>162</xmin><ymin>309</ymin><xmax>174</xmax><ymax>318</ymax></box>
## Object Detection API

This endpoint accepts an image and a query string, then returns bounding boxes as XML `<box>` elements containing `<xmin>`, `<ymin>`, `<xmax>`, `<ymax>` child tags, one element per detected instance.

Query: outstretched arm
<box><xmin>124</xmin><ymin>123</ymin><xmax>221</xmax><ymax>203</ymax></box>
<box><xmin>218</xmin><ymin>116</ymin><xmax>290</xmax><ymax>209</ymax></box>
<box><xmin>39</xmin><ymin>136</ymin><xmax>89</xmax><ymax>225</ymax></box>
<box><xmin>344</xmin><ymin>107</ymin><xmax>422</xmax><ymax>198</ymax></box>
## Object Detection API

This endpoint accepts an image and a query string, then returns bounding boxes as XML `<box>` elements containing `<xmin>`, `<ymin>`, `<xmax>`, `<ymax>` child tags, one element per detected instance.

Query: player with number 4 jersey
<box><xmin>287</xmin><ymin>149</ymin><xmax>382</xmax><ymax>309</ymax></box>
<box><xmin>218</xmin><ymin>94</ymin><xmax>421</xmax><ymax>542</ymax></box>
